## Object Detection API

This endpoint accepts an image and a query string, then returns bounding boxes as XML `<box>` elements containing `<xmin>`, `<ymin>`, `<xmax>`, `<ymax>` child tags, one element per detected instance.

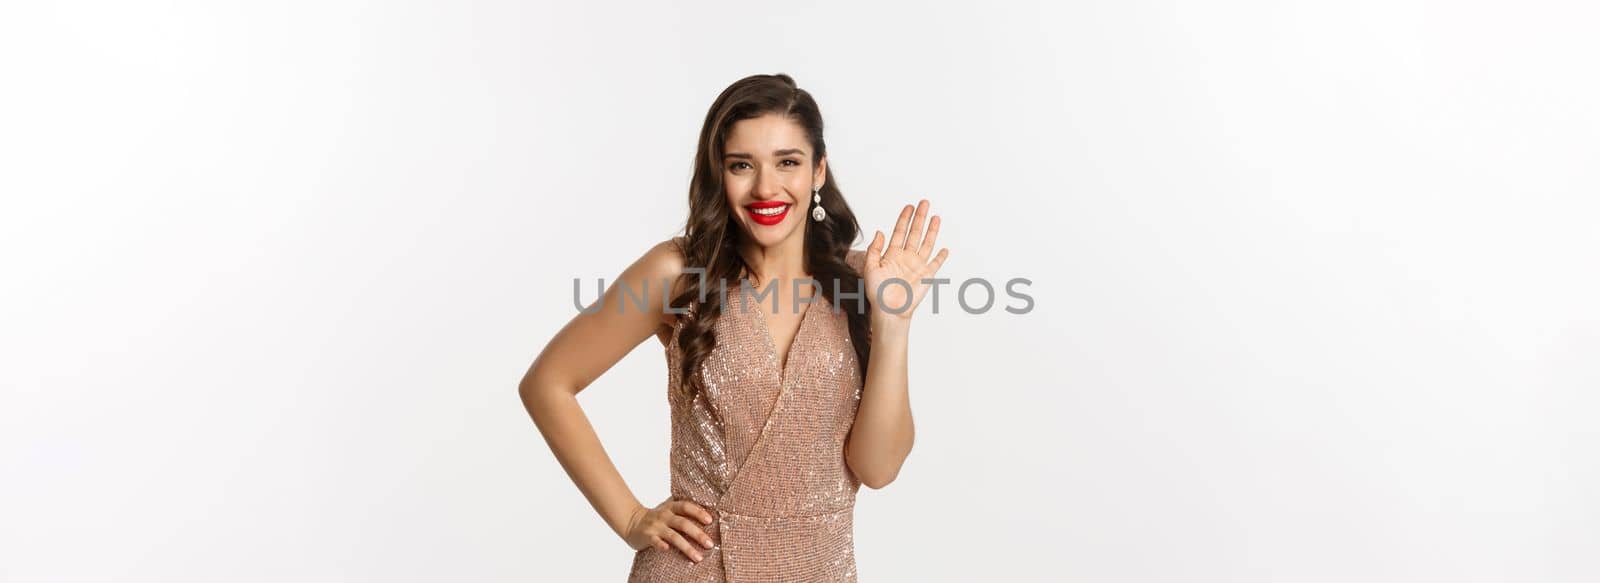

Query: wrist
<box><xmin>611</xmin><ymin>502</ymin><xmax>647</xmax><ymax>539</ymax></box>
<box><xmin>870</xmin><ymin>313</ymin><xmax>911</xmax><ymax>336</ymax></box>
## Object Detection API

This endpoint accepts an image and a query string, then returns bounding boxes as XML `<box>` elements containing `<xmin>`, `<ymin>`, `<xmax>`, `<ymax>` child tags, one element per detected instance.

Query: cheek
<box><xmin>723</xmin><ymin>174</ymin><xmax>751</xmax><ymax>200</ymax></box>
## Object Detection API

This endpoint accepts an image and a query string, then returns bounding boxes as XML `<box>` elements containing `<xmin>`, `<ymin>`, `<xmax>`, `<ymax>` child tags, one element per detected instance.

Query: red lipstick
<box><xmin>745</xmin><ymin>200</ymin><xmax>791</xmax><ymax>226</ymax></box>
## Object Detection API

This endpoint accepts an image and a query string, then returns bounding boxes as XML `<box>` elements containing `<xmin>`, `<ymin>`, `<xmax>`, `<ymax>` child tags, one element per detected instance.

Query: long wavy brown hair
<box><xmin>668</xmin><ymin>73</ymin><xmax>871</xmax><ymax>400</ymax></box>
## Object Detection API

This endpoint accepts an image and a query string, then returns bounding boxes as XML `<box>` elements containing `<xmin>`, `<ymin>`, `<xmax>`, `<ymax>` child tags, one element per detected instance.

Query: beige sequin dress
<box><xmin>628</xmin><ymin>271</ymin><xmax>866</xmax><ymax>582</ymax></box>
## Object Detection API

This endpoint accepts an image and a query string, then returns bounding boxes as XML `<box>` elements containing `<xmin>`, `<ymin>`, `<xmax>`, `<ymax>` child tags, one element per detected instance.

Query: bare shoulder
<box><xmin>639</xmin><ymin>237</ymin><xmax>689</xmax><ymax>328</ymax></box>
<box><xmin>636</xmin><ymin>236</ymin><xmax>690</xmax><ymax>292</ymax></box>
<box><xmin>643</xmin><ymin>236</ymin><xmax>688</xmax><ymax>276</ymax></box>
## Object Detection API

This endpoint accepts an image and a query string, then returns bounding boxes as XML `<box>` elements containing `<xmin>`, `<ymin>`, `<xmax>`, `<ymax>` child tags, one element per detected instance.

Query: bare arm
<box><xmin>844</xmin><ymin>200</ymin><xmax>948</xmax><ymax>489</ymax></box>
<box><xmin>846</xmin><ymin>312</ymin><xmax>915</xmax><ymax>489</ymax></box>
<box><xmin>518</xmin><ymin>238</ymin><xmax>714</xmax><ymax>560</ymax></box>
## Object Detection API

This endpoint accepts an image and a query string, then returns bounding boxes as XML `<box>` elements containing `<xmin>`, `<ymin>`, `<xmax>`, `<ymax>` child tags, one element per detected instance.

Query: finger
<box><xmin>659</xmin><ymin>528</ymin><xmax>704</xmax><ymax>563</ymax></box>
<box><xmin>917</xmin><ymin>214</ymin><xmax>941</xmax><ymax>258</ymax></box>
<box><xmin>654</xmin><ymin>537</ymin><xmax>670</xmax><ymax>552</ymax></box>
<box><xmin>926</xmin><ymin>248</ymin><xmax>949</xmax><ymax>274</ymax></box>
<box><xmin>888</xmin><ymin>204</ymin><xmax>913</xmax><ymax>251</ymax></box>
<box><xmin>669</xmin><ymin>515</ymin><xmax>715</xmax><ymax>549</ymax></box>
<box><xmin>673</xmin><ymin>501</ymin><xmax>715</xmax><ymax>526</ymax></box>
<box><xmin>865</xmin><ymin>229</ymin><xmax>885</xmax><ymax>261</ymax></box>
<box><xmin>905</xmin><ymin>199</ymin><xmax>929</xmax><ymax>254</ymax></box>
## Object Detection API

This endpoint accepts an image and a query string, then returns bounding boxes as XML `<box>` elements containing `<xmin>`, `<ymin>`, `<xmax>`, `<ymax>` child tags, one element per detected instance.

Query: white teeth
<box><xmin>750</xmin><ymin>204</ymin><xmax>788</xmax><ymax>216</ymax></box>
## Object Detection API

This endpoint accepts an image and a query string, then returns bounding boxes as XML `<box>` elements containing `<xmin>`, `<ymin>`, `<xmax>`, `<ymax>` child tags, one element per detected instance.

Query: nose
<box><xmin>752</xmin><ymin>166</ymin><xmax>784</xmax><ymax>201</ymax></box>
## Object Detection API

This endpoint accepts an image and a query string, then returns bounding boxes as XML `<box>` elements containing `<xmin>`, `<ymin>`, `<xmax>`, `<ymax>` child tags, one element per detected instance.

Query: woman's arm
<box><xmin>518</xmin><ymin>238</ymin><xmax>714</xmax><ymax>558</ymax></box>
<box><xmin>845</xmin><ymin>199</ymin><xmax>949</xmax><ymax>489</ymax></box>
<box><xmin>846</xmin><ymin>313</ymin><xmax>915</xmax><ymax>489</ymax></box>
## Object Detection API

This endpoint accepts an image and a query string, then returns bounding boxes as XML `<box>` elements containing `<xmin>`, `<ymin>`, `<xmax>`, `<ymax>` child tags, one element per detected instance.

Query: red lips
<box><xmin>745</xmin><ymin>201</ymin><xmax>791</xmax><ymax>226</ymax></box>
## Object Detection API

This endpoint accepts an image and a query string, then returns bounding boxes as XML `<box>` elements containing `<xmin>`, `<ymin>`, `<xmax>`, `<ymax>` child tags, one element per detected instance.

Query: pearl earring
<box><xmin>811</xmin><ymin>185</ymin><xmax>827</xmax><ymax>222</ymax></box>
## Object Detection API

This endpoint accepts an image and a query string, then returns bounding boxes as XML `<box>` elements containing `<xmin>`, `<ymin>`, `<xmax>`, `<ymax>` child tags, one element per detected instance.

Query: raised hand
<box><xmin>862</xmin><ymin>199</ymin><xmax>950</xmax><ymax>323</ymax></box>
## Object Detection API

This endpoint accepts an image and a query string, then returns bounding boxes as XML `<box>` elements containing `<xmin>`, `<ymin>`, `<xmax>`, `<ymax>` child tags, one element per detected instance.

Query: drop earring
<box><xmin>810</xmin><ymin>185</ymin><xmax>827</xmax><ymax>222</ymax></box>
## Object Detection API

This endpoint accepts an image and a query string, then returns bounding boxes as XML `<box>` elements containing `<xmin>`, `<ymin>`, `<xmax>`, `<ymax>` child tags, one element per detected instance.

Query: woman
<box><xmin>518</xmin><ymin>73</ymin><xmax>949</xmax><ymax>582</ymax></box>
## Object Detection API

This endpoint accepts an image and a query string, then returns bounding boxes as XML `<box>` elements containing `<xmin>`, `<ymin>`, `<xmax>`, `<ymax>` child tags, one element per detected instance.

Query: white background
<box><xmin>3</xmin><ymin>1</ymin><xmax>1596</xmax><ymax>581</ymax></box>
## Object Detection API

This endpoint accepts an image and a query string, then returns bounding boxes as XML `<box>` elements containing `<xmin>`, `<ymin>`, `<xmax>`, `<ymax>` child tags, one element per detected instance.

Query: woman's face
<box><xmin>722</xmin><ymin>113</ymin><xmax>826</xmax><ymax>250</ymax></box>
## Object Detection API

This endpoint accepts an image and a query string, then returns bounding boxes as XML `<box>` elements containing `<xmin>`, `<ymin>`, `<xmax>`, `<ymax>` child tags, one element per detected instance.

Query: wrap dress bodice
<box><xmin>628</xmin><ymin>277</ymin><xmax>866</xmax><ymax>583</ymax></box>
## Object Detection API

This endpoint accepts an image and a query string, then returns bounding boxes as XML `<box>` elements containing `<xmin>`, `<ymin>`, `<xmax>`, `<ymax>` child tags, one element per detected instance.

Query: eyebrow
<box><xmin>724</xmin><ymin>148</ymin><xmax>808</xmax><ymax>159</ymax></box>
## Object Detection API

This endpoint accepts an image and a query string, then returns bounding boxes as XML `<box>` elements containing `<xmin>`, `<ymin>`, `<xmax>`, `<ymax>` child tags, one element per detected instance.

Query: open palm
<box><xmin>862</xmin><ymin>199</ymin><xmax>950</xmax><ymax>321</ymax></box>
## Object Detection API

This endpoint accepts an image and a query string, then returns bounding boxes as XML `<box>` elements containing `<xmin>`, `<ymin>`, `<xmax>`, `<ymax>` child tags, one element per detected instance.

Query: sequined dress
<box><xmin>627</xmin><ymin>271</ymin><xmax>866</xmax><ymax>582</ymax></box>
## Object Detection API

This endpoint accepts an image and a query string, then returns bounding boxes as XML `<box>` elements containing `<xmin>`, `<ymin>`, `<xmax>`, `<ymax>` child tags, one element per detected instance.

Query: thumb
<box><xmin>865</xmin><ymin>230</ymin><xmax>884</xmax><ymax>263</ymax></box>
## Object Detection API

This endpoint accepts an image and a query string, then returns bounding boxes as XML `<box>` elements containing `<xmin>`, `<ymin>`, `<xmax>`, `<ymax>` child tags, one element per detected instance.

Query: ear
<box><xmin>813</xmin><ymin>156</ymin><xmax>827</xmax><ymax>190</ymax></box>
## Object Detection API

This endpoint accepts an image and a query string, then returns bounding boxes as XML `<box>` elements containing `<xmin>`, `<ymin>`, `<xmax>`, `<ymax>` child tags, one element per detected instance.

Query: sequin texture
<box><xmin>628</xmin><ymin>262</ymin><xmax>866</xmax><ymax>582</ymax></box>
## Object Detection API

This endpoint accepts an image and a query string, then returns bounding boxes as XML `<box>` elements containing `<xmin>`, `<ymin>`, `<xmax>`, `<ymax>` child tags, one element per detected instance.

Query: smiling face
<box><xmin>722</xmin><ymin>113</ymin><xmax>827</xmax><ymax>250</ymax></box>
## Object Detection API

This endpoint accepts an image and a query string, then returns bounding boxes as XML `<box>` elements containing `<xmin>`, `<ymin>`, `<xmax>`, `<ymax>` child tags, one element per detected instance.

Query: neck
<box><xmin>738</xmin><ymin>229</ymin><xmax>809</xmax><ymax>287</ymax></box>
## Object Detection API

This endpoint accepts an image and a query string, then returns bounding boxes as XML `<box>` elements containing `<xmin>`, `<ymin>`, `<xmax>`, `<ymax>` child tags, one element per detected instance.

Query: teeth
<box><xmin>750</xmin><ymin>204</ymin><xmax>788</xmax><ymax>216</ymax></box>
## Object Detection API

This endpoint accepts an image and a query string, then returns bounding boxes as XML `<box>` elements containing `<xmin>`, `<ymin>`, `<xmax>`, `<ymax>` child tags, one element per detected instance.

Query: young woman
<box><xmin>518</xmin><ymin>73</ymin><xmax>949</xmax><ymax>582</ymax></box>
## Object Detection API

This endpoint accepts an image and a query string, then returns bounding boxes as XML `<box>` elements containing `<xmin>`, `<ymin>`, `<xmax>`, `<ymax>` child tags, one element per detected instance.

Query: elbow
<box><xmin>859</xmin><ymin>470</ymin><xmax>900</xmax><ymax>490</ymax></box>
<box><xmin>519</xmin><ymin>366</ymin><xmax>585</xmax><ymax>426</ymax></box>
<box><xmin>848</xmin><ymin>446</ymin><xmax>910</xmax><ymax>490</ymax></box>
<box><xmin>517</xmin><ymin>373</ymin><xmax>541</xmax><ymax>406</ymax></box>
<box><xmin>517</xmin><ymin>371</ymin><xmax>562</xmax><ymax>420</ymax></box>
<box><xmin>517</xmin><ymin>379</ymin><xmax>543</xmax><ymax>423</ymax></box>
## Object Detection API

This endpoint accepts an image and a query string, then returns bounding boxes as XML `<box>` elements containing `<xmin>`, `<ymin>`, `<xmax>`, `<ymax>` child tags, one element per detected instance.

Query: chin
<box><xmin>742</xmin><ymin>220</ymin><xmax>802</xmax><ymax>248</ymax></box>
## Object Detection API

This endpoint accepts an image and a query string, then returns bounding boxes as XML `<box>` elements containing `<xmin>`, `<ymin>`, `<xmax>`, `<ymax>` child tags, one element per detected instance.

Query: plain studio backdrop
<box><xmin>2</xmin><ymin>1</ymin><xmax>1596</xmax><ymax>582</ymax></box>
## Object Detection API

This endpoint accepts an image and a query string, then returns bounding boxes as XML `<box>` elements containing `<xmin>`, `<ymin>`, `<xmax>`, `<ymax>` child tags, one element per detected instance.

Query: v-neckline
<box><xmin>747</xmin><ymin>279</ymin><xmax>820</xmax><ymax>385</ymax></box>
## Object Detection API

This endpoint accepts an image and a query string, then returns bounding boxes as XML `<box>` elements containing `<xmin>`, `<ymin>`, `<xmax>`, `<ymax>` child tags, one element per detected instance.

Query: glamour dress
<box><xmin>628</xmin><ymin>258</ymin><xmax>867</xmax><ymax>582</ymax></box>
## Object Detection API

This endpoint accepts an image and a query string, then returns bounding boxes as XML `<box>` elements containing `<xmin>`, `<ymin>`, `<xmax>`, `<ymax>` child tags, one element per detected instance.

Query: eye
<box><xmin>780</xmin><ymin>159</ymin><xmax>800</xmax><ymax>167</ymax></box>
<box><xmin>728</xmin><ymin>161</ymin><xmax>750</xmax><ymax>171</ymax></box>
